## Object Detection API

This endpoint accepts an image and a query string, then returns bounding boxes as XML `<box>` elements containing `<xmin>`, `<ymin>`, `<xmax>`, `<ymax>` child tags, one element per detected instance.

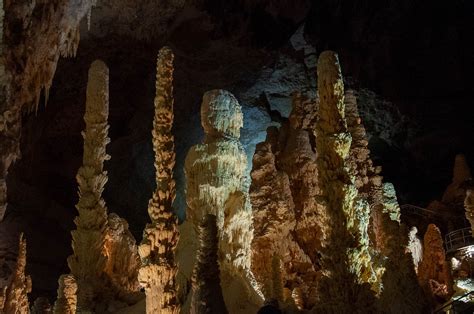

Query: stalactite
<box><xmin>191</xmin><ymin>214</ymin><xmax>228</xmax><ymax>314</ymax></box>
<box><xmin>137</xmin><ymin>46</ymin><xmax>181</xmax><ymax>314</ymax></box>
<box><xmin>1</xmin><ymin>233</ymin><xmax>32</xmax><ymax>314</ymax></box>
<box><xmin>311</xmin><ymin>51</ymin><xmax>376</xmax><ymax>313</ymax></box>
<box><xmin>53</xmin><ymin>275</ymin><xmax>78</xmax><ymax>314</ymax></box>
<box><xmin>67</xmin><ymin>60</ymin><xmax>110</xmax><ymax>311</ymax></box>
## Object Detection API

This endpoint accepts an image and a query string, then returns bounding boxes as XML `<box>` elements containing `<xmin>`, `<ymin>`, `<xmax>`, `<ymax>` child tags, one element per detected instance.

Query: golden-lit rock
<box><xmin>53</xmin><ymin>275</ymin><xmax>78</xmax><ymax>314</ymax></box>
<box><xmin>0</xmin><ymin>233</ymin><xmax>31</xmax><ymax>314</ymax></box>
<box><xmin>138</xmin><ymin>46</ymin><xmax>181</xmax><ymax>314</ymax></box>
<box><xmin>185</xmin><ymin>89</ymin><xmax>261</xmax><ymax>313</ymax></box>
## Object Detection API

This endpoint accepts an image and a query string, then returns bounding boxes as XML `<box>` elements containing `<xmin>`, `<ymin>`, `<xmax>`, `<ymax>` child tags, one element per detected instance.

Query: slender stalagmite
<box><xmin>1</xmin><ymin>233</ymin><xmax>32</xmax><ymax>314</ymax></box>
<box><xmin>67</xmin><ymin>60</ymin><xmax>110</xmax><ymax>310</ymax></box>
<box><xmin>312</xmin><ymin>51</ymin><xmax>375</xmax><ymax>313</ymax></box>
<box><xmin>53</xmin><ymin>275</ymin><xmax>78</xmax><ymax>314</ymax></box>
<box><xmin>138</xmin><ymin>46</ymin><xmax>180</xmax><ymax>314</ymax></box>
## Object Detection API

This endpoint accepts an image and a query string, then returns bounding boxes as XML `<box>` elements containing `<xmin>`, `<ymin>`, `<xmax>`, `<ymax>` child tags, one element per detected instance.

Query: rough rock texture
<box><xmin>184</xmin><ymin>89</ymin><xmax>260</xmax><ymax>313</ymax></box>
<box><xmin>0</xmin><ymin>0</ymin><xmax>94</xmax><ymax>222</ymax></box>
<box><xmin>377</xmin><ymin>220</ymin><xmax>429</xmax><ymax>314</ymax></box>
<box><xmin>250</xmin><ymin>93</ymin><xmax>322</xmax><ymax>309</ymax></box>
<box><xmin>31</xmin><ymin>297</ymin><xmax>52</xmax><ymax>314</ymax></box>
<box><xmin>191</xmin><ymin>214</ymin><xmax>228</xmax><ymax>314</ymax></box>
<box><xmin>312</xmin><ymin>51</ymin><xmax>376</xmax><ymax>313</ymax></box>
<box><xmin>465</xmin><ymin>188</ymin><xmax>474</xmax><ymax>234</ymax></box>
<box><xmin>53</xmin><ymin>275</ymin><xmax>77</xmax><ymax>314</ymax></box>
<box><xmin>417</xmin><ymin>224</ymin><xmax>453</xmax><ymax>307</ymax></box>
<box><xmin>67</xmin><ymin>60</ymin><xmax>111</xmax><ymax>311</ymax></box>
<box><xmin>407</xmin><ymin>227</ymin><xmax>423</xmax><ymax>273</ymax></box>
<box><xmin>104</xmin><ymin>213</ymin><xmax>141</xmax><ymax>301</ymax></box>
<box><xmin>0</xmin><ymin>233</ymin><xmax>31</xmax><ymax>314</ymax></box>
<box><xmin>137</xmin><ymin>46</ymin><xmax>180</xmax><ymax>314</ymax></box>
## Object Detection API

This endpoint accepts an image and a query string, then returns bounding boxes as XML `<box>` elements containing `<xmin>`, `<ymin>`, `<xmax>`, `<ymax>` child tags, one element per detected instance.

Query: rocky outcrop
<box><xmin>465</xmin><ymin>187</ymin><xmax>474</xmax><ymax>234</ymax></box>
<box><xmin>67</xmin><ymin>60</ymin><xmax>111</xmax><ymax>310</ymax></box>
<box><xmin>0</xmin><ymin>0</ymin><xmax>95</xmax><ymax>222</ymax></box>
<box><xmin>311</xmin><ymin>51</ymin><xmax>376</xmax><ymax>313</ymax></box>
<box><xmin>0</xmin><ymin>233</ymin><xmax>31</xmax><ymax>314</ymax></box>
<box><xmin>250</xmin><ymin>93</ymin><xmax>323</xmax><ymax>308</ymax></box>
<box><xmin>104</xmin><ymin>213</ymin><xmax>141</xmax><ymax>301</ymax></box>
<box><xmin>417</xmin><ymin>224</ymin><xmax>453</xmax><ymax>306</ymax></box>
<box><xmin>185</xmin><ymin>89</ymin><xmax>260</xmax><ymax>313</ymax></box>
<box><xmin>137</xmin><ymin>46</ymin><xmax>180</xmax><ymax>314</ymax></box>
<box><xmin>191</xmin><ymin>214</ymin><xmax>228</xmax><ymax>314</ymax></box>
<box><xmin>53</xmin><ymin>275</ymin><xmax>77</xmax><ymax>314</ymax></box>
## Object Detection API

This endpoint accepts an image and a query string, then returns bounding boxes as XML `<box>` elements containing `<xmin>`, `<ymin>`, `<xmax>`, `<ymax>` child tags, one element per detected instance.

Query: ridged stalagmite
<box><xmin>138</xmin><ymin>46</ymin><xmax>181</xmax><ymax>314</ymax></box>
<box><xmin>67</xmin><ymin>60</ymin><xmax>111</xmax><ymax>310</ymax></box>
<box><xmin>185</xmin><ymin>89</ymin><xmax>261</xmax><ymax>313</ymax></box>
<box><xmin>53</xmin><ymin>275</ymin><xmax>78</xmax><ymax>314</ymax></box>
<box><xmin>0</xmin><ymin>233</ymin><xmax>31</xmax><ymax>314</ymax></box>
<box><xmin>312</xmin><ymin>51</ymin><xmax>375</xmax><ymax>313</ymax></box>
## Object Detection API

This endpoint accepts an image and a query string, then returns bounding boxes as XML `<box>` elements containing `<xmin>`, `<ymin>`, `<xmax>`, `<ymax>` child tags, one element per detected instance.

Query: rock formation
<box><xmin>250</xmin><ymin>94</ymin><xmax>322</xmax><ymax>308</ymax></box>
<box><xmin>138</xmin><ymin>46</ymin><xmax>181</xmax><ymax>314</ymax></box>
<box><xmin>407</xmin><ymin>227</ymin><xmax>423</xmax><ymax>272</ymax></box>
<box><xmin>191</xmin><ymin>214</ymin><xmax>228</xmax><ymax>314</ymax></box>
<box><xmin>311</xmin><ymin>51</ymin><xmax>376</xmax><ymax>312</ymax></box>
<box><xmin>185</xmin><ymin>89</ymin><xmax>260</xmax><ymax>313</ymax></box>
<box><xmin>0</xmin><ymin>233</ymin><xmax>31</xmax><ymax>314</ymax></box>
<box><xmin>67</xmin><ymin>60</ymin><xmax>111</xmax><ymax>310</ymax></box>
<box><xmin>31</xmin><ymin>297</ymin><xmax>52</xmax><ymax>314</ymax></box>
<box><xmin>53</xmin><ymin>275</ymin><xmax>78</xmax><ymax>314</ymax></box>
<box><xmin>465</xmin><ymin>187</ymin><xmax>474</xmax><ymax>234</ymax></box>
<box><xmin>0</xmin><ymin>0</ymin><xmax>96</xmax><ymax>223</ymax></box>
<box><xmin>417</xmin><ymin>224</ymin><xmax>453</xmax><ymax>306</ymax></box>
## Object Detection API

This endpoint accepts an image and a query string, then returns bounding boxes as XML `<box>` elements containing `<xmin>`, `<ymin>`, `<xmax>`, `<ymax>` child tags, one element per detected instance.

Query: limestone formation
<box><xmin>53</xmin><ymin>275</ymin><xmax>78</xmax><ymax>314</ymax></box>
<box><xmin>138</xmin><ymin>46</ymin><xmax>181</xmax><ymax>314</ymax></box>
<box><xmin>465</xmin><ymin>187</ymin><xmax>474</xmax><ymax>234</ymax></box>
<box><xmin>250</xmin><ymin>97</ymin><xmax>322</xmax><ymax>308</ymax></box>
<box><xmin>185</xmin><ymin>89</ymin><xmax>260</xmax><ymax>313</ymax></box>
<box><xmin>67</xmin><ymin>60</ymin><xmax>111</xmax><ymax>310</ymax></box>
<box><xmin>407</xmin><ymin>227</ymin><xmax>423</xmax><ymax>272</ymax></box>
<box><xmin>31</xmin><ymin>297</ymin><xmax>52</xmax><ymax>314</ymax></box>
<box><xmin>442</xmin><ymin>154</ymin><xmax>471</xmax><ymax>206</ymax></box>
<box><xmin>191</xmin><ymin>214</ymin><xmax>228</xmax><ymax>314</ymax></box>
<box><xmin>0</xmin><ymin>233</ymin><xmax>32</xmax><ymax>314</ymax></box>
<box><xmin>312</xmin><ymin>51</ymin><xmax>376</xmax><ymax>312</ymax></box>
<box><xmin>104</xmin><ymin>213</ymin><xmax>141</xmax><ymax>301</ymax></box>
<box><xmin>417</xmin><ymin>224</ymin><xmax>453</xmax><ymax>306</ymax></box>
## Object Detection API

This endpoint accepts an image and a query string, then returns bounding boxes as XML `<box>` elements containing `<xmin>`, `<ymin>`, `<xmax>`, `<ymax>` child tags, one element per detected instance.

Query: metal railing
<box><xmin>433</xmin><ymin>291</ymin><xmax>474</xmax><ymax>313</ymax></box>
<box><xmin>445</xmin><ymin>227</ymin><xmax>474</xmax><ymax>254</ymax></box>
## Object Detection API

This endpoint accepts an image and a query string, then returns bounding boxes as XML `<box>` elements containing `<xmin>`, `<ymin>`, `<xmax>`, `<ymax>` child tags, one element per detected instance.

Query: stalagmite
<box><xmin>417</xmin><ymin>224</ymin><xmax>453</xmax><ymax>307</ymax></box>
<box><xmin>31</xmin><ymin>297</ymin><xmax>52</xmax><ymax>313</ymax></box>
<box><xmin>185</xmin><ymin>89</ymin><xmax>261</xmax><ymax>313</ymax></box>
<box><xmin>442</xmin><ymin>154</ymin><xmax>471</xmax><ymax>206</ymax></box>
<box><xmin>0</xmin><ymin>233</ymin><xmax>32</xmax><ymax>314</ymax></box>
<box><xmin>191</xmin><ymin>214</ymin><xmax>228</xmax><ymax>314</ymax></box>
<box><xmin>138</xmin><ymin>46</ymin><xmax>181</xmax><ymax>314</ymax></box>
<box><xmin>312</xmin><ymin>51</ymin><xmax>376</xmax><ymax>312</ymax></box>
<box><xmin>53</xmin><ymin>275</ymin><xmax>78</xmax><ymax>314</ymax></box>
<box><xmin>67</xmin><ymin>60</ymin><xmax>111</xmax><ymax>310</ymax></box>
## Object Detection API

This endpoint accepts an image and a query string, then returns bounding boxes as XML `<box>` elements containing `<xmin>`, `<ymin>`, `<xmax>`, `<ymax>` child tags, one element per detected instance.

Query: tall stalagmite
<box><xmin>417</xmin><ymin>224</ymin><xmax>453</xmax><ymax>307</ymax></box>
<box><xmin>53</xmin><ymin>275</ymin><xmax>78</xmax><ymax>314</ymax></box>
<box><xmin>0</xmin><ymin>233</ymin><xmax>32</xmax><ymax>314</ymax></box>
<box><xmin>191</xmin><ymin>214</ymin><xmax>228</xmax><ymax>314</ymax></box>
<box><xmin>138</xmin><ymin>46</ymin><xmax>181</xmax><ymax>314</ymax></box>
<box><xmin>67</xmin><ymin>60</ymin><xmax>110</xmax><ymax>310</ymax></box>
<box><xmin>312</xmin><ymin>51</ymin><xmax>375</xmax><ymax>313</ymax></box>
<box><xmin>185</xmin><ymin>89</ymin><xmax>261</xmax><ymax>313</ymax></box>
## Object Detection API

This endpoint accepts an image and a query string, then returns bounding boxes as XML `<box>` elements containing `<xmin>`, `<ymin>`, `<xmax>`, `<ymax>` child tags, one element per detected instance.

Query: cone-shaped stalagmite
<box><xmin>0</xmin><ymin>233</ymin><xmax>32</xmax><ymax>314</ymax></box>
<box><xmin>138</xmin><ymin>46</ymin><xmax>181</xmax><ymax>314</ymax></box>
<box><xmin>312</xmin><ymin>51</ymin><xmax>375</xmax><ymax>313</ymax></box>
<box><xmin>67</xmin><ymin>60</ymin><xmax>110</xmax><ymax>310</ymax></box>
